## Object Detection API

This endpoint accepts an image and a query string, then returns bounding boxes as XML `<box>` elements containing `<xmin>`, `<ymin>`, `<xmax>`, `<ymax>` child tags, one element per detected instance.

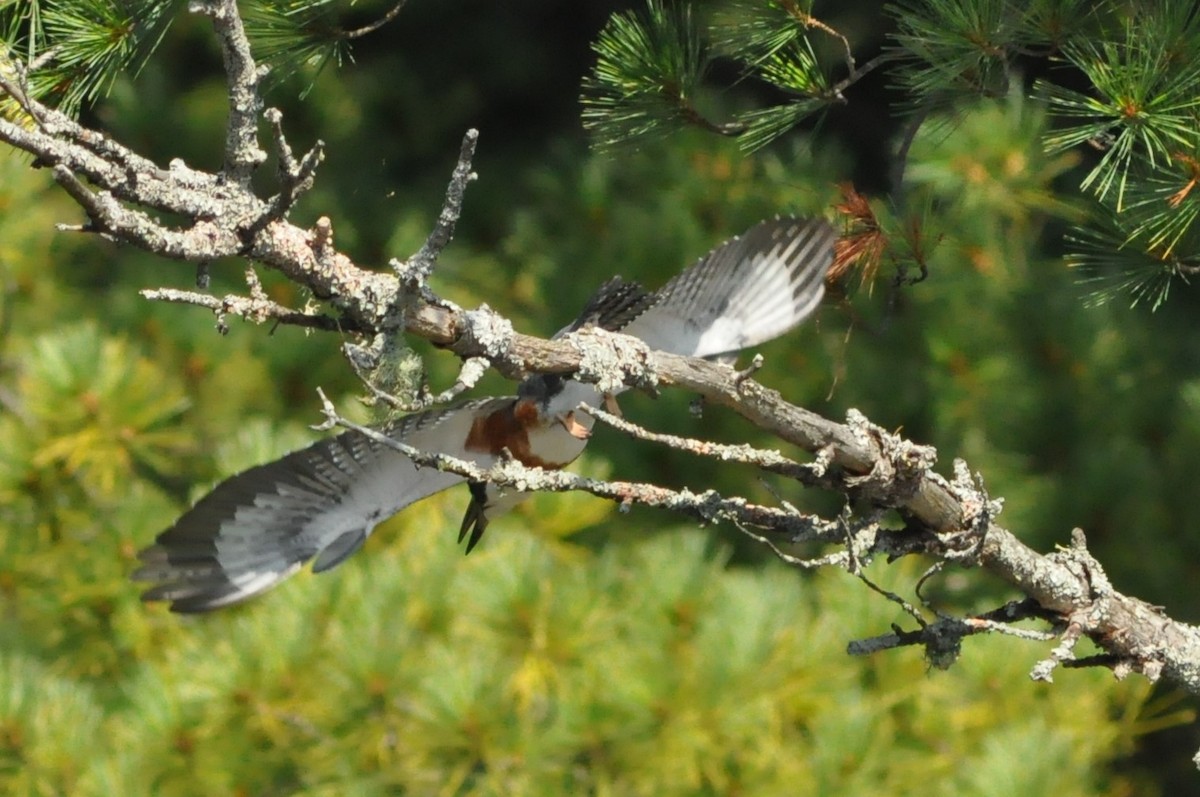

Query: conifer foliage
<box><xmin>3</xmin><ymin>0</ymin><xmax>1200</xmax><ymax>792</ymax></box>
<box><xmin>580</xmin><ymin>0</ymin><xmax>1200</xmax><ymax>308</ymax></box>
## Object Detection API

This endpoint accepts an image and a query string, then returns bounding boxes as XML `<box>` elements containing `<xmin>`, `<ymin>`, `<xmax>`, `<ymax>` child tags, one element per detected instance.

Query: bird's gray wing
<box><xmin>619</xmin><ymin>217</ymin><xmax>834</xmax><ymax>359</ymax></box>
<box><xmin>561</xmin><ymin>276</ymin><xmax>658</xmax><ymax>335</ymax></box>
<box><xmin>133</xmin><ymin>397</ymin><xmax>510</xmax><ymax>613</ymax></box>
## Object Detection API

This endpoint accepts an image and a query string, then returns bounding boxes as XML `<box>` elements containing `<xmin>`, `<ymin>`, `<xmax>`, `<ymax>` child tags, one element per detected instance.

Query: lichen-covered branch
<box><xmin>311</xmin><ymin>389</ymin><xmax>843</xmax><ymax>543</ymax></box>
<box><xmin>401</xmin><ymin>128</ymin><xmax>479</xmax><ymax>283</ymax></box>
<box><xmin>191</xmin><ymin>0</ymin><xmax>267</xmax><ymax>183</ymax></box>
<box><xmin>3</xmin><ymin>0</ymin><xmax>1200</xmax><ymax>762</ymax></box>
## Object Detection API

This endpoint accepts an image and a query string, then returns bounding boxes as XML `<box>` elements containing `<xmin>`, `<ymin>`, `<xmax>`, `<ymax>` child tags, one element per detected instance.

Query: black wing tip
<box><xmin>458</xmin><ymin>482</ymin><xmax>490</xmax><ymax>554</ymax></box>
<box><xmin>571</xmin><ymin>276</ymin><xmax>657</xmax><ymax>333</ymax></box>
<box><xmin>132</xmin><ymin>537</ymin><xmax>304</xmax><ymax>612</ymax></box>
<box><xmin>136</xmin><ymin>574</ymin><xmax>283</xmax><ymax>613</ymax></box>
<box><xmin>458</xmin><ymin>510</ymin><xmax>488</xmax><ymax>554</ymax></box>
<box><xmin>137</xmin><ymin>580</ymin><xmax>240</xmax><ymax>613</ymax></box>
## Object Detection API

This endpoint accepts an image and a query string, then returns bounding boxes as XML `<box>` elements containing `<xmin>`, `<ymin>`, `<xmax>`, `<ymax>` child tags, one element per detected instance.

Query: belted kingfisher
<box><xmin>133</xmin><ymin>217</ymin><xmax>836</xmax><ymax>612</ymax></box>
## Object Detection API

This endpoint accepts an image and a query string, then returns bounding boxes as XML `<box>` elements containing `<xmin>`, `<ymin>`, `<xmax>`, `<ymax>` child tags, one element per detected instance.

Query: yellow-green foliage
<box><xmin>0</xmin><ymin>94</ymin><xmax>1180</xmax><ymax>795</ymax></box>
<box><xmin>0</xmin><ymin>492</ymin><xmax>1154</xmax><ymax>796</ymax></box>
<box><xmin>0</xmin><ymin>299</ymin><xmax>1153</xmax><ymax>797</ymax></box>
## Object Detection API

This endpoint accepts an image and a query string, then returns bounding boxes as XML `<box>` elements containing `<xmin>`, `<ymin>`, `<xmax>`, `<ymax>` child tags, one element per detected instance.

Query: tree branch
<box><xmin>191</xmin><ymin>0</ymin><xmax>267</xmax><ymax>183</ymax></box>
<box><xmin>4</xmin><ymin>0</ymin><xmax>1200</xmax><ymax>764</ymax></box>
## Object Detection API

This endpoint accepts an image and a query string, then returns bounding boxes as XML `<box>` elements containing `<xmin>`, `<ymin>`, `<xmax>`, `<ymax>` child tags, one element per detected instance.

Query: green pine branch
<box><xmin>242</xmin><ymin>0</ymin><xmax>348</xmax><ymax>95</ymax></box>
<box><xmin>1038</xmin><ymin>33</ymin><xmax>1200</xmax><ymax>208</ymax></box>
<box><xmin>0</xmin><ymin>0</ymin><xmax>404</xmax><ymax>112</ymax></box>
<box><xmin>0</xmin><ymin>0</ymin><xmax>180</xmax><ymax>113</ymax></box>
<box><xmin>887</xmin><ymin>0</ymin><xmax>1026</xmax><ymax>109</ymax></box>
<box><xmin>580</xmin><ymin>0</ymin><xmax>717</xmax><ymax>151</ymax></box>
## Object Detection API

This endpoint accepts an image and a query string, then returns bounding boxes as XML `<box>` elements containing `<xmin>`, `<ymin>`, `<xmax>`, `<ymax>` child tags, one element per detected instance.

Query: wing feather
<box><xmin>620</xmin><ymin>217</ymin><xmax>834</xmax><ymax>359</ymax></box>
<box><xmin>133</xmin><ymin>397</ymin><xmax>509</xmax><ymax>612</ymax></box>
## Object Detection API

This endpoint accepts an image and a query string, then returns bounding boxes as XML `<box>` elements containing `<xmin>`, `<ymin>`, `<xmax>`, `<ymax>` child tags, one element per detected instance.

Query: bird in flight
<box><xmin>134</xmin><ymin>217</ymin><xmax>836</xmax><ymax>612</ymax></box>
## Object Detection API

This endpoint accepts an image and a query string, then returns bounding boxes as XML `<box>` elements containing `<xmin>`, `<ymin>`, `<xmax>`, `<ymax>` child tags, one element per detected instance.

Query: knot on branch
<box><xmin>1030</xmin><ymin>529</ymin><xmax>1171</xmax><ymax>685</ymax></box>
<box><xmin>310</xmin><ymin>217</ymin><xmax>336</xmax><ymax>271</ymax></box>
<box><xmin>1045</xmin><ymin>528</ymin><xmax>1113</xmax><ymax>607</ymax></box>
<box><xmin>567</xmin><ymin>326</ymin><xmax>658</xmax><ymax>396</ymax></box>
<box><xmin>488</xmin><ymin>456</ymin><xmax>538</xmax><ymax>492</ymax></box>
<box><xmin>842</xmin><ymin>409</ymin><xmax>937</xmax><ymax>506</ymax></box>
<box><xmin>941</xmin><ymin>459</ymin><xmax>1003</xmax><ymax>564</ymax></box>
<box><xmin>457</xmin><ymin>304</ymin><xmax>516</xmax><ymax>362</ymax></box>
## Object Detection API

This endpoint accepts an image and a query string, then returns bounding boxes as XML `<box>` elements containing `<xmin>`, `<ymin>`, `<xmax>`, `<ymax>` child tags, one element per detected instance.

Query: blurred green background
<box><xmin>2</xmin><ymin>0</ymin><xmax>1199</xmax><ymax>793</ymax></box>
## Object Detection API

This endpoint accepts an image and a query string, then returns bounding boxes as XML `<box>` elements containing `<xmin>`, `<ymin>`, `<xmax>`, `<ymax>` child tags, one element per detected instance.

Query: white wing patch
<box><xmin>620</xmin><ymin>217</ymin><xmax>834</xmax><ymax>359</ymax></box>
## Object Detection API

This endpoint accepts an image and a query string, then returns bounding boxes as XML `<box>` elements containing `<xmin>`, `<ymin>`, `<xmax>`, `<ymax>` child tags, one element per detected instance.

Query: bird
<box><xmin>133</xmin><ymin>217</ymin><xmax>836</xmax><ymax>612</ymax></box>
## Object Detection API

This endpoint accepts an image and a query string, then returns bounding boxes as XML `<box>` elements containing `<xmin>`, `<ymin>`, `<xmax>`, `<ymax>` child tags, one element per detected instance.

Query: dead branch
<box><xmin>3</xmin><ymin>0</ymin><xmax>1200</xmax><ymax>764</ymax></box>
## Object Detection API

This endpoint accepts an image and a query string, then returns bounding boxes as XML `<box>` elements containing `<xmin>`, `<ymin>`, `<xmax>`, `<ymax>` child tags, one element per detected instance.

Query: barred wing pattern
<box><xmin>621</xmin><ymin>217</ymin><xmax>833</xmax><ymax>359</ymax></box>
<box><xmin>134</xmin><ymin>217</ymin><xmax>836</xmax><ymax>613</ymax></box>
<box><xmin>133</xmin><ymin>398</ymin><xmax>509</xmax><ymax>612</ymax></box>
<box><xmin>545</xmin><ymin>216</ymin><xmax>833</xmax><ymax>415</ymax></box>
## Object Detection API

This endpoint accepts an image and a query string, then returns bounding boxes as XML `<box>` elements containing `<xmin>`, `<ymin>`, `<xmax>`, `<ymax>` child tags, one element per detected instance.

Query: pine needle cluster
<box><xmin>578</xmin><ymin>0</ymin><xmax>1200</xmax><ymax>309</ymax></box>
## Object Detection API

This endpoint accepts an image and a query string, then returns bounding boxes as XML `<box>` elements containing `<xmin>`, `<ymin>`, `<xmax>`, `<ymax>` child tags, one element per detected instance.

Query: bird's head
<box><xmin>516</xmin><ymin>373</ymin><xmax>567</xmax><ymax>411</ymax></box>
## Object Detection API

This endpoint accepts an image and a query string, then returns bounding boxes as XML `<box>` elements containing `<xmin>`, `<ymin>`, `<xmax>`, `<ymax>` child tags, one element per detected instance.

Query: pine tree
<box><xmin>3</xmin><ymin>0</ymin><xmax>1200</xmax><ymax>792</ymax></box>
<box><xmin>580</xmin><ymin>0</ymin><xmax>1200</xmax><ymax>309</ymax></box>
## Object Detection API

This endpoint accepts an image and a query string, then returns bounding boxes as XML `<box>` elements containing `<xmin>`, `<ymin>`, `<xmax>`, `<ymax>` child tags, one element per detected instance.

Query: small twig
<box><xmin>429</xmin><ymin>357</ymin><xmax>491</xmax><ymax>404</ymax></box>
<box><xmin>141</xmin><ymin>287</ymin><xmax>356</xmax><ymax>332</ymax></box>
<box><xmin>1</xmin><ymin>57</ymin><xmax>47</xmax><ymax>127</ymax></box>
<box><xmin>789</xmin><ymin>9</ymin><xmax>857</xmax><ymax>74</ymax></box>
<box><xmin>914</xmin><ymin>560</ymin><xmax>945</xmax><ymax>607</ymax></box>
<box><xmin>732</xmin><ymin>518</ymin><xmax>849</xmax><ymax>569</ymax></box>
<box><xmin>51</xmin><ymin>166</ymin><xmax>106</xmax><ymax>231</ymax></box>
<box><xmin>1030</xmin><ymin>621</ymin><xmax>1085</xmax><ymax>683</ymax></box>
<box><xmin>311</xmin><ymin>216</ymin><xmax>336</xmax><ymax>273</ymax></box>
<box><xmin>401</xmin><ymin>129</ymin><xmax>479</xmax><ymax>283</ymax></box>
<box><xmin>261</xmin><ymin>108</ymin><xmax>325</xmax><ymax>222</ymax></box>
<box><xmin>734</xmin><ymin>353</ymin><xmax>764</xmax><ymax>386</ymax></box>
<box><xmin>584</xmin><ymin>403</ymin><xmax>820</xmax><ymax>484</ymax></box>
<box><xmin>336</xmin><ymin>0</ymin><xmax>409</xmax><ymax>39</ymax></box>
<box><xmin>679</xmin><ymin>102</ymin><xmax>746</xmax><ymax>137</ymax></box>
<box><xmin>826</xmin><ymin>51</ymin><xmax>897</xmax><ymax>98</ymax></box>
<box><xmin>244</xmin><ymin>266</ymin><xmax>267</xmax><ymax>304</ymax></box>
<box><xmin>858</xmin><ymin>569</ymin><xmax>927</xmax><ymax>627</ymax></box>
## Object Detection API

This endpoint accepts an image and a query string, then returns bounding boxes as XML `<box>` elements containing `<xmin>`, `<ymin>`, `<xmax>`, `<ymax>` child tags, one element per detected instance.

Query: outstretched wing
<box><xmin>563</xmin><ymin>276</ymin><xmax>657</xmax><ymax>335</ymax></box>
<box><xmin>620</xmin><ymin>217</ymin><xmax>834</xmax><ymax>359</ymax></box>
<box><xmin>133</xmin><ymin>397</ymin><xmax>508</xmax><ymax>612</ymax></box>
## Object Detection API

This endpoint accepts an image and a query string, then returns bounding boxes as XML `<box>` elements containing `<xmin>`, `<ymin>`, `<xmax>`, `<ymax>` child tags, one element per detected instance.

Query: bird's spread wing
<box><xmin>543</xmin><ymin>216</ymin><xmax>834</xmax><ymax>434</ymax></box>
<box><xmin>135</xmin><ymin>216</ymin><xmax>834</xmax><ymax>612</ymax></box>
<box><xmin>619</xmin><ymin>217</ymin><xmax>834</xmax><ymax>359</ymax></box>
<box><xmin>133</xmin><ymin>397</ymin><xmax>508</xmax><ymax>612</ymax></box>
<box><xmin>561</xmin><ymin>276</ymin><xmax>657</xmax><ymax>335</ymax></box>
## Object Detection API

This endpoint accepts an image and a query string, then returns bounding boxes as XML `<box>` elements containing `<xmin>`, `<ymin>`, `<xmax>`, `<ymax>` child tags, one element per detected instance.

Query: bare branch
<box><xmin>336</xmin><ymin>0</ymin><xmax>410</xmax><ymax>40</ymax></box>
<box><xmin>847</xmin><ymin>609</ymin><xmax>1058</xmax><ymax>667</ymax></box>
<box><xmin>584</xmin><ymin>403</ymin><xmax>820</xmax><ymax>485</ymax></box>
<box><xmin>264</xmin><ymin>107</ymin><xmax>324</xmax><ymax>219</ymax></box>
<box><xmin>140</xmin><ymin>287</ymin><xmax>357</xmax><ymax>332</ymax></box>
<box><xmin>400</xmin><ymin>128</ymin><xmax>479</xmax><ymax>283</ymax></box>
<box><xmin>190</xmin><ymin>0</ymin><xmax>267</xmax><ymax>182</ymax></box>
